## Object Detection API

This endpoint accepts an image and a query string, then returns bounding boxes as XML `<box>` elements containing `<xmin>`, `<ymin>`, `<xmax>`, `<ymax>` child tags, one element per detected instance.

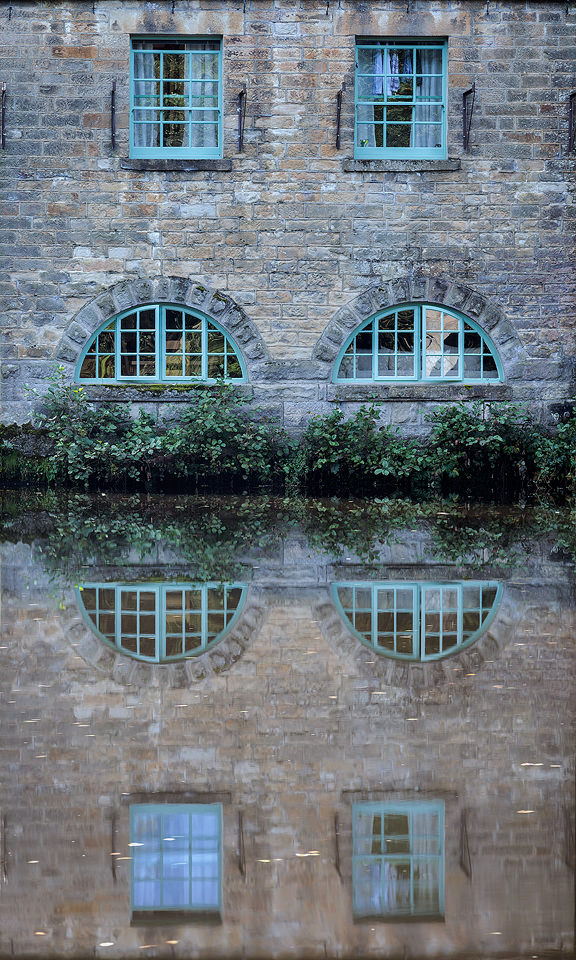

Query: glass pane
<box><xmin>207</xmin><ymin>331</ymin><xmax>225</xmax><ymax>353</ymax></box>
<box><xmin>355</xmin><ymin>860</ymin><xmax>383</xmax><ymax>914</ymax></box>
<box><xmin>122</xmin><ymin>313</ymin><xmax>137</xmax><ymax>330</ymax></box>
<box><xmin>386</xmin><ymin>124</ymin><xmax>411</xmax><ymax>148</ymax></box>
<box><xmin>384</xmin><ymin>862</ymin><xmax>411</xmax><ymax>913</ymax></box>
<box><xmin>80</xmin><ymin>356</ymin><xmax>96</xmax><ymax>379</ymax></box>
<box><xmin>384</xmin><ymin>813</ymin><xmax>409</xmax><ymax>837</ymax></box>
<box><xmin>397</xmin><ymin>309</ymin><xmax>415</xmax><ymax>330</ymax></box>
<box><xmin>139</xmin><ymin>359</ymin><xmax>156</xmax><ymax>377</ymax></box>
<box><xmin>226</xmin><ymin>354</ymin><xmax>243</xmax><ymax>378</ymax></box>
<box><xmin>166</xmin><ymin>309</ymin><xmax>183</xmax><ymax>329</ymax></box>
<box><xmin>134</xmin><ymin>123</ymin><xmax>160</xmax><ymax>148</ymax></box>
<box><xmin>208</xmin><ymin>356</ymin><xmax>225</xmax><ymax>378</ymax></box>
<box><xmin>416</xmin><ymin>48</ymin><xmax>443</xmax><ymax>74</ymax></box>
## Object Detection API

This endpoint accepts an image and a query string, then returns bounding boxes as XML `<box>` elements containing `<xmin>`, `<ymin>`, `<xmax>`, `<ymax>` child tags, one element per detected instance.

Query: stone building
<box><xmin>0</xmin><ymin>0</ymin><xmax>575</xmax><ymax>429</ymax></box>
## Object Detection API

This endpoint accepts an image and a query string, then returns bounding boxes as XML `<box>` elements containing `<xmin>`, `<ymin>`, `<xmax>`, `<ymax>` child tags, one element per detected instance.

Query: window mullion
<box><xmin>201</xmin><ymin>583</ymin><xmax>208</xmax><ymax>652</ymax></box>
<box><xmin>157</xmin><ymin>585</ymin><xmax>164</xmax><ymax>663</ymax></box>
<box><xmin>457</xmin><ymin>582</ymin><xmax>464</xmax><ymax>651</ymax></box>
<box><xmin>115</xmin><ymin>585</ymin><xmax>122</xmax><ymax>653</ymax></box>
<box><xmin>202</xmin><ymin>318</ymin><xmax>208</xmax><ymax>380</ymax></box>
<box><xmin>157</xmin><ymin>305</ymin><xmax>163</xmax><ymax>381</ymax></box>
<box><xmin>417</xmin><ymin>306</ymin><xmax>424</xmax><ymax>381</ymax></box>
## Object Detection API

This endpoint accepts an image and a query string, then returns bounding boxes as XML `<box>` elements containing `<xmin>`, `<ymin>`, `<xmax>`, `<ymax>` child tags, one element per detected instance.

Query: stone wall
<box><xmin>0</xmin><ymin>534</ymin><xmax>573</xmax><ymax>958</ymax></box>
<box><xmin>0</xmin><ymin>0</ymin><xmax>575</xmax><ymax>429</ymax></box>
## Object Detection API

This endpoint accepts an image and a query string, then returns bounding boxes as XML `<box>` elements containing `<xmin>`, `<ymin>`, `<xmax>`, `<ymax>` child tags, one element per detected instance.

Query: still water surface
<box><xmin>0</xmin><ymin>495</ymin><xmax>573</xmax><ymax>958</ymax></box>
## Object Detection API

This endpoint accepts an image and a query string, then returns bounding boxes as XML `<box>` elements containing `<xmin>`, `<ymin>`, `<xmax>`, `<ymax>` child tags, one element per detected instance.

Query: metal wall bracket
<box><xmin>1</xmin><ymin>83</ymin><xmax>6</xmax><ymax>150</ymax></box>
<box><xmin>110</xmin><ymin>80</ymin><xmax>116</xmax><ymax>151</ymax></box>
<box><xmin>334</xmin><ymin>814</ymin><xmax>342</xmax><ymax>878</ymax></box>
<box><xmin>238</xmin><ymin>83</ymin><xmax>247</xmax><ymax>153</ymax></box>
<box><xmin>238</xmin><ymin>811</ymin><xmax>246</xmax><ymax>877</ymax></box>
<box><xmin>463</xmin><ymin>82</ymin><xmax>476</xmax><ymax>151</ymax></box>
<box><xmin>569</xmin><ymin>92</ymin><xmax>576</xmax><ymax>153</ymax></box>
<box><xmin>110</xmin><ymin>813</ymin><xmax>118</xmax><ymax>885</ymax></box>
<box><xmin>459</xmin><ymin>809</ymin><xmax>472</xmax><ymax>878</ymax></box>
<box><xmin>336</xmin><ymin>81</ymin><xmax>346</xmax><ymax>150</ymax></box>
<box><xmin>1</xmin><ymin>814</ymin><xmax>7</xmax><ymax>882</ymax></box>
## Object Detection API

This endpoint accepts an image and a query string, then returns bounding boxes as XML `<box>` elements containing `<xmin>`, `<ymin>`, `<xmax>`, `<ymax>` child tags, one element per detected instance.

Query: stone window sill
<box><xmin>120</xmin><ymin>158</ymin><xmax>233</xmax><ymax>172</ymax></box>
<box><xmin>83</xmin><ymin>384</ymin><xmax>253</xmax><ymax>402</ymax></box>
<box><xmin>328</xmin><ymin>384</ymin><xmax>511</xmax><ymax>402</ymax></box>
<box><xmin>343</xmin><ymin>158</ymin><xmax>461</xmax><ymax>173</ymax></box>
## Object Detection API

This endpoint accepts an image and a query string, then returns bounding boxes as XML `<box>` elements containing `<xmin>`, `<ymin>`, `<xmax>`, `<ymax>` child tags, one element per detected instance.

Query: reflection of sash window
<box><xmin>353</xmin><ymin>801</ymin><xmax>444</xmax><ymax>919</ymax></box>
<box><xmin>131</xmin><ymin>804</ymin><xmax>221</xmax><ymax>915</ymax></box>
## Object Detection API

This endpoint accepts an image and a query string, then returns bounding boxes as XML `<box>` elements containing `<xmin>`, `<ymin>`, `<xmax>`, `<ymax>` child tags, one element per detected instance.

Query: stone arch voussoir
<box><xmin>312</xmin><ymin>273</ymin><xmax>529</xmax><ymax>380</ymax></box>
<box><xmin>52</xmin><ymin>277</ymin><xmax>271</xmax><ymax>382</ymax></box>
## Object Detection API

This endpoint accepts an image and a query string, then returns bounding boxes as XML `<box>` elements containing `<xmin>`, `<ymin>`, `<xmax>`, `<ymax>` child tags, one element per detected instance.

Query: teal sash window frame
<box><xmin>130</xmin><ymin>803</ymin><xmax>223</xmax><ymax>915</ymax></box>
<box><xmin>75</xmin><ymin>581</ymin><xmax>247</xmax><ymax>663</ymax></box>
<box><xmin>129</xmin><ymin>35</ymin><xmax>223</xmax><ymax>160</ymax></box>
<box><xmin>332</xmin><ymin>303</ymin><xmax>503</xmax><ymax>384</ymax></box>
<box><xmin>75</xmin><ymin>303</ymin><xmax>247</xmax><ymax>384</ymax></box>
<box><xmin>352</xmin><ymin>800</ymin><xmax>445</xmax><ymax>920</ymax></box>
<box><xmin>332</xmin><ymin>580</ymin><xmax>503</xmax><ymax>662</ymax></box>
<box><xmin>354</xmin><ymin>39</ymin><xmax>447</xmax><ymax>160</ymax></box>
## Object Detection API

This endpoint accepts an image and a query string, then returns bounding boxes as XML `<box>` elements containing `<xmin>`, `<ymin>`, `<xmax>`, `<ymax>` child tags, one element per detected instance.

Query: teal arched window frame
<box><xmin>75</xmin><ymin>303</ymin><xmax>247</xmax><ymax>384</ymax></box>
<box><xmin>75</xmin><ymin>581</ymin><xmax>247</xmax><ymax>663</ymax></box>
<box><xmin>332</xmin><ymin>580</ymin><xmax>503</xmax><ymax>662</ymax></box>
<box><xmin>332</xmin><ymin>302</ymin><xmax>504</xmax><ymax>384</ymax></box>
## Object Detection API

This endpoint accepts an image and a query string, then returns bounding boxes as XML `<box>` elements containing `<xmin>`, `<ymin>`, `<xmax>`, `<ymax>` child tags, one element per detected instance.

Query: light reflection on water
<box><xmin>0</xmin><ymin>494</ymin><xmax>573</xmax><ymax>958</ymax></box>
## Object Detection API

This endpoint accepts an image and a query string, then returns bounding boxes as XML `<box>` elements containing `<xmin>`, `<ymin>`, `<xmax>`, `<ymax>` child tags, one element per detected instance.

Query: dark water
<box><xmin>0</xmin><ymin>494</ymin><xmax>573</xmax><ymax>958</ymax></box>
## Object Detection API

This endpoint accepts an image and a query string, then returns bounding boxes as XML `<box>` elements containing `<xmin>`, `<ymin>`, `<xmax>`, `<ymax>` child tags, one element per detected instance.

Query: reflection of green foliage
<box><xmin>1</xmin><ymin>493</ymin><xmax>573</xmax><ymax>582</ymax></box>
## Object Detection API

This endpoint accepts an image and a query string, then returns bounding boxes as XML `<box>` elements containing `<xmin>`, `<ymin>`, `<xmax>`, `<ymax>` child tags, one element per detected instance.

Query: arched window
<box><xmin>333</xmin><ymin>581</ymin><xmax>502</xmax><ymax>661</ymax></box>
<box><xmin>76</xmin><ymin>581</ymin><xmax>247</xmax><ymax>663</ymax></box>
<box><xmin>334</xmin><ymin>303</ymin><xmax>502</xmax><ymax>383</ymax></box>
<box><xmin>76</xmin><ymin>304</ymin><xmax>246</xmax><ymax>383</ymax></box>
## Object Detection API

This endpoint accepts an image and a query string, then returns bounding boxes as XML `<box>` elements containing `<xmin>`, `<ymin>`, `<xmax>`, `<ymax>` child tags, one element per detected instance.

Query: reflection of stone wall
<box><xmin>0</xmin><ymin>543</ymin><xmax>573</xmax><ymax>957</ymax></box>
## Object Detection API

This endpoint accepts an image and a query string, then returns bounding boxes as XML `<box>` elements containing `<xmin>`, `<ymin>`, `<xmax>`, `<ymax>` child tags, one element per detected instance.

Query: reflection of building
<box><xmin>130</xmin><ymin>804</ymin><xmax>222</xmax><ymax>921</ymax></box>
<box><xmin>0</xmin><ymin>529</ymin><xmax>573</xmax><ymax>957</ymax></box>
<box><xmin>76</xmin><ymin>582</ymin><xmax>246</xmax><ymax>663</ymax></box>
<box><xmin>353</xmin><ymin>801</ymin><xmax>444</xmax><ymax>920</ymax></box>
<box><xmin>333</xmin><ymin>581</ymin><xmax>501</xmax><ymax>661</ymax></box>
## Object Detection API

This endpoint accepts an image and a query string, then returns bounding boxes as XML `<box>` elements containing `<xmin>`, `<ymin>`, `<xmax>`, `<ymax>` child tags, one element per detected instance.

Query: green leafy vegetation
<box><xmin>0</xmin><ymin>369</ymin><xmax>574</xmax><ymax>504</ymax></box>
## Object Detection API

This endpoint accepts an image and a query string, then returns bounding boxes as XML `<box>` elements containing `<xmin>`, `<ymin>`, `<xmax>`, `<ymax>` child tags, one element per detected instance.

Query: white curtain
<box><xmin>134</xmin><ymin>46</ymin><xmax>159</xmax><ymax>148</ymax></box>
<box><xmin>413</xmin><ymin>48</ymin><xmax>441</xmax><ymax>149</ymax></box>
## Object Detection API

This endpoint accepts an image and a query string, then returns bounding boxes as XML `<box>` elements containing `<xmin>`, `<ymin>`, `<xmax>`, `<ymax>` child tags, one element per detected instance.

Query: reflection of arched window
<box><xmin>131</xmin><ymin>804</ymin><xmax>222</xmax><ymax>918</ymax></box>
<box><xmin>76</xmin><ymin>582</ymin><xmax>246</xmax><ymax>662</ymax></box>
<box><xmin>333</xmin><ymin>304</ymin><xmax>502</xmax><ymax>382</ymax></box>
<box><xmin>333</xmin><ymin>581</ymin><xmax>502</xmax><ymax>661</ymax></box>
<box><xmin>353</xmin><ymin>801</ymin><xmax>444</xmax><ymax>919</ymax></box>
<box><xmin>76</xmin><ymin>304</ymin><xmax>246</xmax><ymax>383</ymax></box>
